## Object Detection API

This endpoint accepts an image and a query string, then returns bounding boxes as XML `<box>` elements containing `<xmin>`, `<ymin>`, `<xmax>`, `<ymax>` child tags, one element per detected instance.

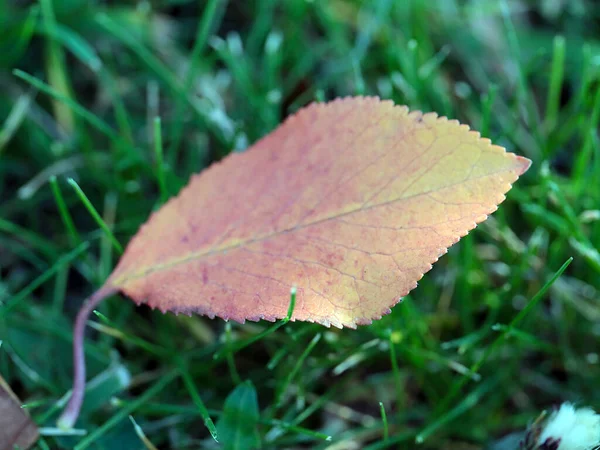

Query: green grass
<box><xmin>1</xmin><ymin>0</ymin><xmax>600</xmax><ymax>449</ymax></box>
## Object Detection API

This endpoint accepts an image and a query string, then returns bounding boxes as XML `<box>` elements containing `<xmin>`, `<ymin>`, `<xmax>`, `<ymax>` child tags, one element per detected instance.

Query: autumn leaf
<box><xmin>59</xmin><ymin>96</ymin><xmax>530</xmax><ymax>428</ymax></box>
<box><xmin>107</xmin><ymin>96</ymin><xmax>530</xmax><ymax>326</ymax></box>
<box><xmin>0</xmin><ymin>374</ymin><xmax>38</xmax><ymax>450</ymax></box>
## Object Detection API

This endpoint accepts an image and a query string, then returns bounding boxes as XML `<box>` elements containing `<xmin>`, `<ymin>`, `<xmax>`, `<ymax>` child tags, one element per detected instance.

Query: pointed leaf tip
<box><xmin>101</xmin><ymin>96</ymin><xmax>529</xmax><ymax>328</ymax></box>
<box><xmin>516</xmin><ymin>155</ymin><xmax>532</xmax><ymax>175</ymax></box>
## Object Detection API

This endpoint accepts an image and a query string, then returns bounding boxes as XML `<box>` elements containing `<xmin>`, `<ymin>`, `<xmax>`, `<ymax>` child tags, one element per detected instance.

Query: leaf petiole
<box><xmin>56</xmin><ymin>286</ymin><xmax>116</xmax><ymax>429</ymax></box>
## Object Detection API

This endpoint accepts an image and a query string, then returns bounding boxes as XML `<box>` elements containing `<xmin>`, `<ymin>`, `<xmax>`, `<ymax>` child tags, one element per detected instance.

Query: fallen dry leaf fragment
<box><xmin>59</xmin><ymin>96</ymin><xmax>530</xmax><ymax>428</ymax></box>
<box><xmin>0</xmin><ymin>375</ymin><xmax>38</xmax><ymax>450</ymax></box>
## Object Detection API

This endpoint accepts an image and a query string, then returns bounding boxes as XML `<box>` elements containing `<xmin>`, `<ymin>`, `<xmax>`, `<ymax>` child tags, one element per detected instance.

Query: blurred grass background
<box><xmin>1</xmin><ymin>0</ymin><xmax>599</xmax><ymax>448</ymax></box>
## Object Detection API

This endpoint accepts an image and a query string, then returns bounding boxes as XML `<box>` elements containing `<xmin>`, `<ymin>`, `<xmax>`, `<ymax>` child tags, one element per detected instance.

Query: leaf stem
<box><xmin>57</xmin><ymin>286</ymin><xmax>116</xmax><ymax>429</ymax></box>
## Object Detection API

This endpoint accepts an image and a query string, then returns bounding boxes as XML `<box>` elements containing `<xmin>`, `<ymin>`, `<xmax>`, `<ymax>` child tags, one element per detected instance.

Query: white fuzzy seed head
<box><xmin>538</xmin><ymin>403</ymin><xmax>600</xmax><ymax>450</ymax></box>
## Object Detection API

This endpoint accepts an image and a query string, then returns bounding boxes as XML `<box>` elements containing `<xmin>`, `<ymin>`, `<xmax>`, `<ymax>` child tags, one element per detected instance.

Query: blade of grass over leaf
<box><xmin>67</xmin><ymin>178</ymin><xmax>123</xmax><ymax>254</ymax></box>
<box><xmin>49</xmin><ymin>176</ymin><xmax>81</xmax><ymax>246</ymax></box>
<box><xmin>153</xmin><ymin>117</ymin><xmax>168</xmax><ymax>204</ymax></box>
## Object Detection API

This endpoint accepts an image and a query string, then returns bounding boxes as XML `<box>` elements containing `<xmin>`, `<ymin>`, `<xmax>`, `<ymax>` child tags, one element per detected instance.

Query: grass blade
<box><xmin>67</xmin><ymin>178</ymin><xmax>123</xmax><ymax>254</ymax></box>
<box><xmin>179</xmin><ymin>366</ymin><xmax>219</xmax><ymax>442</ymax></box>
